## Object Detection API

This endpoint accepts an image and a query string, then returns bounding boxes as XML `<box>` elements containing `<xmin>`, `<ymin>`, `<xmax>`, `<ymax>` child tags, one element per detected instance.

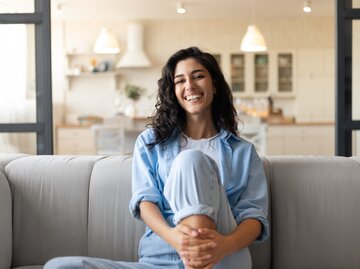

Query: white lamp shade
<box><xmin>94</xmin><ymin>27</ymin><xmax>120</xmax><ymax>54</ymax></box>
<box><xmin>240</xmin><ymin>25</ymin><xmax>267</xmax><ymax>52</ymax></box>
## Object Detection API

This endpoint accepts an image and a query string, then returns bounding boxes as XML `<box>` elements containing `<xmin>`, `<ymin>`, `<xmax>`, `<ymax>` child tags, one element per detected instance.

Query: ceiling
<box><xmin>51</xmin><ymin>0</ymin><xmax>335</xmax><ymax>21</ymax></box>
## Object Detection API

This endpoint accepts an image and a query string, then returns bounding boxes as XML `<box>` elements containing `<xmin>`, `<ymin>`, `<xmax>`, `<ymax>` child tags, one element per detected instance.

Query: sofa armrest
<box><xmin>0</xmin><ymin>170</ymin><xmax>12</xmax><ymax>269</ymax></box>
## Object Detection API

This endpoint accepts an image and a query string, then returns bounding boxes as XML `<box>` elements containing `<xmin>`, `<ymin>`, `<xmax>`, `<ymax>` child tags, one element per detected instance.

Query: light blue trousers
<box><xmin>44</xmin><ymin>150</ymin><xmax>251</xmax><ymax>269</ymax></box>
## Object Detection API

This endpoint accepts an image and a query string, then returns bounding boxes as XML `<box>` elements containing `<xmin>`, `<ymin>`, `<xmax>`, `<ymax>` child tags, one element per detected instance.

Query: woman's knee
<box><xmin>180</xmin><ymin>214</ymin><xmax>216</xmax><ymax>230</ymax></box>
<box><xmin>173</xmin><ymin>149</ymin><xmax>209</xmax><ymax>168</ymax></box>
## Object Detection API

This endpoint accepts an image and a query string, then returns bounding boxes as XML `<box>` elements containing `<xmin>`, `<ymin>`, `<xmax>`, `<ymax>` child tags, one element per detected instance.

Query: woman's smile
<box><xmin>184</xmin><ymin>93</ymin><xmax>203</xmax><ymax>102</ymax></box>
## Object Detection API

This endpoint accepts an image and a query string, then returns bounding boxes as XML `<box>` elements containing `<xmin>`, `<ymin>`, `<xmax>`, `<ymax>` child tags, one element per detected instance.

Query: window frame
<box><xmin>0</xmin><ymin>0</ymin><xmax>53</xmax><ymax>154</ymax></box>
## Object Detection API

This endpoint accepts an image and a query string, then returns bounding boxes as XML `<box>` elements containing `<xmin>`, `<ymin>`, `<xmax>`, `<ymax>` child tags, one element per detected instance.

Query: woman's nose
<box><xmin>184</xmin><ymin>79</ymin><xmax>195</xmax><ymax>91</ymax></box>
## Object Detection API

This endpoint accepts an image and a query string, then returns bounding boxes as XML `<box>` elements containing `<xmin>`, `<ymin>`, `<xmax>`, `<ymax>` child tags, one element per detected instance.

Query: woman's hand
<box><xmin>167</xmin><ymin>223</ymin><xmax>217</xmax><ymax>268</ymax></box>
<box><xmin>181</xmin><ymin>228</ymin><xmax>231</xmax><ymax>269</ymax></box>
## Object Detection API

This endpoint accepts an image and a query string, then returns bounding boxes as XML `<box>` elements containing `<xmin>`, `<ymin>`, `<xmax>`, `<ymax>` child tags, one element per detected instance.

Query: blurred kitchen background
<box><xmin>1</xmin><ymin>0</ymin><xmax>360</xmax><ymax>156</ymax></box>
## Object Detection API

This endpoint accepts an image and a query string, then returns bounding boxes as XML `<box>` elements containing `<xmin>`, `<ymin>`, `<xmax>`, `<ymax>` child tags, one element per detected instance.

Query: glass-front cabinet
<box><xmin>229</xmin><ymin>51</ymin><xmax>295</xmax><ymax>98</ymax></box>
<box><xmin>254</xmin><ymin>54</ymin><xmax>269</xmax><ymax>93</ymax></box>
<box><xmin>277</xmin><ymin>53</ymin><xmax>293</xmax><ymax>93</ymax></box>
<box><xmin>230</xmin><ymin>54</ymin><xmax>245</xmax><ymax>93</ymax></box>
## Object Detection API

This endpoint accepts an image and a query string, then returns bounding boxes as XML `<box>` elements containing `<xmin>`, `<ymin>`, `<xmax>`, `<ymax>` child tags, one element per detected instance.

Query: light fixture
<box><xmin>93</xmin><ymin>27</ymin><xmax>120</xmax><ymax>54</ymax></box>
<box><xmin>240</xmin><ymin>1</ymin><xmax>267</xmax><ymax>52</ymax></box>
<box><xmin>303</xmin><ymin>1</ymin><xmax>312</xmax><ymax>13</ymax></box>
<box><xmin>177</xmin><ymin>2</ymin><xmax>186</xmax><ymax>14</ymax></box>
<box><xmin>240</xmin><ymin>25</ymin><xmax>267</xmax><ymax>52</ymax></box>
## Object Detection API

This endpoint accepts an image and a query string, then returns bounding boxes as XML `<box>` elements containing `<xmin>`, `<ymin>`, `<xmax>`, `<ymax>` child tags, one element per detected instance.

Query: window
<box><xmin>0</xmin><ymin>0</ymin><xmax>53</xmax><ymax>154</ymax></box>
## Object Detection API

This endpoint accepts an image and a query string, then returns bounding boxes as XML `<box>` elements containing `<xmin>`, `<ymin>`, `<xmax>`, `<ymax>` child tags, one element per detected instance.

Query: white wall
<box><xmin>51</xmin><ymin>16</ymin><xmax>335</xmax><ymax>124</ymax></box>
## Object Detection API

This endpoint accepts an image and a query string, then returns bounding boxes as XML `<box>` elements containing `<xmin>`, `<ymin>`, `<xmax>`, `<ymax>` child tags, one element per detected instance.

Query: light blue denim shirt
<box><xmin>129</xmin><ymin>127</ymin><xmax>269</xmax><ymax>243</ymax></box>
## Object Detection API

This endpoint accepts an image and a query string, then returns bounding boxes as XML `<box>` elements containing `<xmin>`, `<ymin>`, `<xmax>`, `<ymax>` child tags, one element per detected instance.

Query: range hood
<box><xmin>117</xmin><ymin>23</ymin><xmax>151</xmax><ymax>68</ymax></box>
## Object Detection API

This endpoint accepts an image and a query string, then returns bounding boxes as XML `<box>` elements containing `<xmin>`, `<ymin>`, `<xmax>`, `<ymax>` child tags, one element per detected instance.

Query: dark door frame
<box><xmin>0</xmin><ymin>0</ymin><xmax>53</xmax><ymax>154</ymax></box>
<box><xmin>336</xmin><ymin>0</ymin><xmax>360</xmax><ymax>156</ymax></box>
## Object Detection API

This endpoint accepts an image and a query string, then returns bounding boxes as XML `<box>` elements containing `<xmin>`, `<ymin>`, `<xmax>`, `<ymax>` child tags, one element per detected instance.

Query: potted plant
<box><xmin>123</xmin><ymin>83</ymin><xmax>145</xmax><ymax>118</ymax></box>
<box><xmin>124</xmin><ymin>83</ymin><xmax>145</xmax><ymax>101</ymax></box>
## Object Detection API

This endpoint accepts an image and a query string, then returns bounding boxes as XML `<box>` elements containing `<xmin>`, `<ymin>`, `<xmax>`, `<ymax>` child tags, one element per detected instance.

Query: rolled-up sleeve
<box><xmin>233</xmin><ymin>145</ymin><xmax>269</xmax><ymax>242</ymax></box>
<box><xmin>129</xmin><ymin>132</ymin><xmax>163</xmax><ymax>220</ymax></box>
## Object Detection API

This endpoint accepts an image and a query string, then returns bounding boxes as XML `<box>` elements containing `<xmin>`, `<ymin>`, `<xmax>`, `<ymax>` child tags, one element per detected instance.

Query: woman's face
<box><xmin>173</xmin><ymin>58</ymin><xmax>215</xmax><ymax>119</ymax></box>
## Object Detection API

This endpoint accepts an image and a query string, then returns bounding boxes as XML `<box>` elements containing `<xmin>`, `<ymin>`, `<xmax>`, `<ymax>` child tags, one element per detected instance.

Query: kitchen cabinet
<box><xmin>266</xmin><ymin>124</ymin><xmax>334</xmax><ymax>155</ymax></box>
<box><xmin>56</xmin><ymin>125</ymin><xmax>96</xmax><ymax>155</ymax></box>
<box><xmin>295</xmin><ymin>48</ymin><xmax>335</xmax><ymax>122</ymax></box>
<box><xmin>230</xmin><ymin>54</ymin><xmax>245</xmax><ymax>93</ymax></box>
<box><xmin>230</xmin><ymin>51</ymin><xmax>295</xmax><ymax>98</ymax></box>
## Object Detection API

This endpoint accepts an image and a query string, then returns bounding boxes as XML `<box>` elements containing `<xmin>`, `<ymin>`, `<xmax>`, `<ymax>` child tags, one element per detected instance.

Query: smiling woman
<box><xmin>44</xmin><ymin>46</ymin><xmax>269</xmax><ymax>269</ymax></box>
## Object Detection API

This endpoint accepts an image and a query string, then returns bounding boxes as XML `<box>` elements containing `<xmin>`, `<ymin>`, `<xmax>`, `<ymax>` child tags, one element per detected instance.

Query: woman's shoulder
<box><xmin>137</xmin><ymin>128</ymin><xmax>156</xmax><ymax>144</ymax></box>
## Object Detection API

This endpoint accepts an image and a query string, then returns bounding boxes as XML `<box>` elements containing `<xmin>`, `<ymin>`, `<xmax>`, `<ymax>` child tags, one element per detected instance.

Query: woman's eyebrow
<box><xmin>174</xmin><ymin>74</ymin><xmax>184</xmax><ymax>79</ymax></box>
<box><xmin>174</xmin><ymin>69</ymin><xmax>206</xmax><ymax>79</ymax></box>
<box><xmin>191</xmin><ymin>69</ymin><xmax>206</xmax><ymax>74</ymax></box>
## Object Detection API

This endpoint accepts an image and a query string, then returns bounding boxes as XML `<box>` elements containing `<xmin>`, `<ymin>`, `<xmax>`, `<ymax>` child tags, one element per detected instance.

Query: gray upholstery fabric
<box><xmin>88</xmin><ymin>155</ymin><xmax>145</xmax><ymax>261</ymax></box>
<box><xmin>0</xmin><ymin>154</ymin><xmax>27</xmax><ymax>174</ymax></box>
<box><xmin>350</xmin><ymin>155</ymin><xmax>360</xmax><ymax>164</ymax></box>
<box><xmin>6</xmin><ymin>155</ymin><xmax>102</xmax><ymax>267</ymax></box>
<box><xmin>0</xmin><ymin>171</ymin><xmax>12</xmax><ymax>269</ymax></box>
<box><xmin>248</xmin><ymin>157</ymin><xmax>271</xmax><ymax>269</ymax></box>
<box><xmin>12</xmin><ymin>266</ymin><xmax>43</xmax><ymax>269</ymax></box>
<box><xmin>2</xmin><ymin>154</ymin><xmax>360</xmax><ymax>269</ymax></box>
<box><xmin>269</xmin><ymin>156</ymin><xmax>360</xmax><ymax>269</ymax></box>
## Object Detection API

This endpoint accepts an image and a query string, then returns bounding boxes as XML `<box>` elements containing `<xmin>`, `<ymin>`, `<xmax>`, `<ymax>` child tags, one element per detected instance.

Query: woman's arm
<box><xmin>226</xmin><ymin>218</ymin><xmax>262</xmax><ymax>252</ymax></box>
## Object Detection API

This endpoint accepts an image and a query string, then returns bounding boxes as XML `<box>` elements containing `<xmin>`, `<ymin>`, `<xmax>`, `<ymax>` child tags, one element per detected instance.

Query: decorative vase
<box><xmin>124</xmin><ymin>101</ymin><xmax>137</xmax><ymax>118</ymax></box>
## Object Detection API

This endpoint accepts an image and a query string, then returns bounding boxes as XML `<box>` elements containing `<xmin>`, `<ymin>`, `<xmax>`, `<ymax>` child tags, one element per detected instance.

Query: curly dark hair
<box><xmin>147</xmin><ymin>47</ymin><xmax>238</xmax><ymax>148</ymax></box>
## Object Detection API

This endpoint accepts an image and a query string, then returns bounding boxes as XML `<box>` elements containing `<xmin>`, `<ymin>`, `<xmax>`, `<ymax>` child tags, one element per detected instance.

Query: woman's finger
<box><xmin>178</xmin><ymin>223</ymin><xmax>198</xmax><ymax>237</ymax></box>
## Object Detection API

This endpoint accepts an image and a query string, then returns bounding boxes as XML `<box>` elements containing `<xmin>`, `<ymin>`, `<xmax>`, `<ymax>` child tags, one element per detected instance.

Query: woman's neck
<box><xmin>182</xmin><ymin>116</ymin><xmax>218</xmax><ymax>139</ymax></box>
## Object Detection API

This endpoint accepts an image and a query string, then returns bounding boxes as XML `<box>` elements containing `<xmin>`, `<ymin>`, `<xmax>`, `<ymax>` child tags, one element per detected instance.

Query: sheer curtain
<box><xmin>0</xmin><ymin>24</ymin><xmax>31</xmax><ymax>153</ymax></box>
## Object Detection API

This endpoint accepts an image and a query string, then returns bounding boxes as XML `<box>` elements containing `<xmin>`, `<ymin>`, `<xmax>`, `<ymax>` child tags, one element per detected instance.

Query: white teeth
<box><xmin>185</xmin><ymin>94</ymin><xmax>201</xmax><ymax>101</ymax></box>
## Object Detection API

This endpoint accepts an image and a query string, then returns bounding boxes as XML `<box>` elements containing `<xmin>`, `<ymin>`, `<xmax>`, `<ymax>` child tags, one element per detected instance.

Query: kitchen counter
<box><xmin>267</xmin><ymin>121</ymin><xmax>334</xmax><ymax>126</ymax></box>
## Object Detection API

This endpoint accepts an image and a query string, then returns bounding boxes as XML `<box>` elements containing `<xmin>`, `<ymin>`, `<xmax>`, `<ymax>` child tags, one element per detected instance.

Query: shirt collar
<box><xmin>170</xmin><ymin>128</ymin><xmax>241</xmax><ymax>144</ymax></box>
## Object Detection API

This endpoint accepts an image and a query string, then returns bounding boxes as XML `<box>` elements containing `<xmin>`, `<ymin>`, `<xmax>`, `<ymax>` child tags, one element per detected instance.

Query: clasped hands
<box><xmin>170</xmin><ymin>224</ymin><xmax>230</xmax><ymax>269</ymax></box>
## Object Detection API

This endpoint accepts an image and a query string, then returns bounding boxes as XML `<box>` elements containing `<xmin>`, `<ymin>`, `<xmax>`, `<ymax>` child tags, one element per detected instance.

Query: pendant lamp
<box><xmin>240</xmin><ymin>0</ymin><xmax>267</xmax><ymax>52</ymax></box>
<box><xmin>94</xmin><ymin>27</ymin><xmax>120</xmax><ymax>54</ymax></box>
<box><xmin>240</xmin><ymin>25</ymin><xmax>267</xmax><ymax>52</ymax></box>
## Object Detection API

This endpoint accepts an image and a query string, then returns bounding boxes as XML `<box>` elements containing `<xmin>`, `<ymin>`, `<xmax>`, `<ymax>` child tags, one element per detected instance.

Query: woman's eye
<box><xmin>194</xmin><ymin>75</ymin><xmax>204</xmax><ymax>80</ymax></box>
<box><xmin>175</xmin><ymin>80</ymin><xmax>185</xmax><ymax>85</ymax></box>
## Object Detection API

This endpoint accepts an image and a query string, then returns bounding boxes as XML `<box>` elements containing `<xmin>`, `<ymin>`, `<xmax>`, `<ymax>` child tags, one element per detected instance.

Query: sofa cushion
<box><xmin>12</xmin><ymin>266</ymin><xmax>42</xmax><ymax>269</ymax></box>
<box><xmin>0</xmin><ymin>153</ymin><xmax>27</xmax><ymax>174</ymax></box>
<box><xmin>248</xmin><ymin>157</ymin><xmax>271</xmax><ymax>269</ymax></box>
<box><xmin>88</xmin><ymin>155</ymin><xmax>145</xmax><ymax>261</ymax></box>
<box><xmin>0</xmin><ymin>170</ymin><xmax>12</xmax><ymax>269</ymax></box>
<box><xmin>6</xmin><ymin>155</ymin><xmax>103</xmax><ymax>267</ymax></box>
<box><xmin>269</xmin><ymin>156</ymin><xmax>360</xmax><ymax>269</ymax></box>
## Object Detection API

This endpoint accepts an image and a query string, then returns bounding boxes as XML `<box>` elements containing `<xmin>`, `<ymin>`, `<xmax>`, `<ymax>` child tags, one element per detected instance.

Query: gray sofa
<box><xmin>1</xmin><ymin>154</ymin><xmax>360</xmax><ymax>269</ymax></box>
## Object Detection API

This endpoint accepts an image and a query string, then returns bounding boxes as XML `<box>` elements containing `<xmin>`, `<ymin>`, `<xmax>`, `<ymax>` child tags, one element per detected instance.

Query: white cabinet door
<box><xmin>296</xmin><ymin>48</ymin><xmax>335</xmax><ymax>122</ymax></box>
<box><xmin>266</xmin><ymin>124</ymin><xmax>335</xmax><ymax>155</ymax></box>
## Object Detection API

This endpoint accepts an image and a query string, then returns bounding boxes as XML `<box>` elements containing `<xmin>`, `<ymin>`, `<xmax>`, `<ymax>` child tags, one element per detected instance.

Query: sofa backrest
<box><xmin>87</xmin><ymin>155</ymin><xmax>144</xmax><ymax>261</ymax></box>
<box><xmin>0</xmin><ymin>169</ymin><xmax>12</xmax><ymax>269</ymax></box>
<box><xmin>267</xmin><ymin>156</ymin><xmax>360</xmax><ymax>269</ymax></box>
<box><xmin>4</xmin><ymin>155</ymin><xmax>145</xmax><ymax>268</ymax></box>
<box><xmin>6</xmin><ymin>155</ymin><xmax>100</xmax><ymax>267</ymax></box>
